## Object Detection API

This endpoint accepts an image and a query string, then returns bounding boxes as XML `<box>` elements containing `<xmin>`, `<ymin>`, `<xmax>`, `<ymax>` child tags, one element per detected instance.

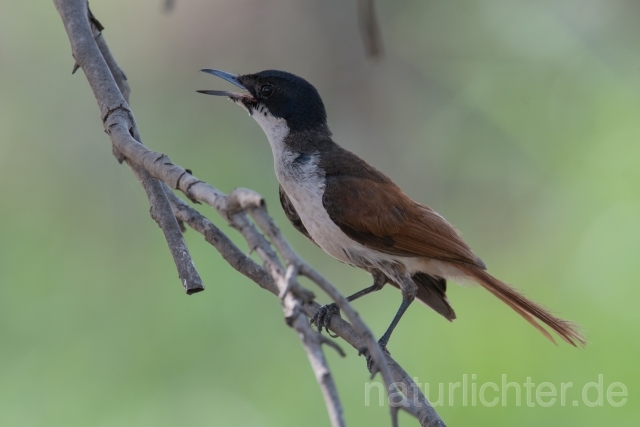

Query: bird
<box><xmin>197</xmin><ymin>69</ymin><xmax>585</xmax><ymax>352</ymax></box>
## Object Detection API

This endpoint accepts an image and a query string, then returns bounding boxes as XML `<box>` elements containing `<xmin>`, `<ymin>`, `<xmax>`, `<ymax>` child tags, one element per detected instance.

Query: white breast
<box><xmin>278</xmin><ymin>153</ymin><xmax>359</xmax><ymax>264</ymax></box>
<box><xmin>251</xmin><ymin>107</ymin><xmax>361</xmax><ymax>264</ymax></box>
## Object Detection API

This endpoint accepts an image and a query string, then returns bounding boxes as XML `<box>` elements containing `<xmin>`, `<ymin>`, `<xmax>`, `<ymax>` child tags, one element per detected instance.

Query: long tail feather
<box><xmin>459</xmin><ymin>265</ymin><xmax>586</xmax><ymax>347</ymax></box>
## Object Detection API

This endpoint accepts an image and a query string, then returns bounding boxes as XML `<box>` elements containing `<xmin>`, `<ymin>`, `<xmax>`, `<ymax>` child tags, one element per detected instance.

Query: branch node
<box><xmin>175</xmin><ymin>170</ymin><xmax>188</xmax><ymax>189</ymax></box>
<box><xmin>185</xmin><ymin>179</ymin><xmax>204</xmax><ymax>204</ymax></box>
<box><xmin>227</xmin><ymin>188</ymin><xmax>265</xmax><ymax>215</ymax></box>
<box><xmin>87</xmin><ymin>4</ymin><xmax>105</xmax><ymax>32</ymax></box>
<box><xmin>102</xmin><ymin>104</ymin><xmax>131</xmax><ymax>126</ymax></box>
<box><xmin>177</xmin><ymin>218</ymin><xmax>187</xmax><ymax>233</ymax></box>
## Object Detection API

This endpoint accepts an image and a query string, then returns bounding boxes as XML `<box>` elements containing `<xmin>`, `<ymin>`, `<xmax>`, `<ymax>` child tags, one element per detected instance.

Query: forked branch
<box><xmin>52</xmin><ymin>1</ymin><xmax>444</xmax><ymax>426</ymax></box>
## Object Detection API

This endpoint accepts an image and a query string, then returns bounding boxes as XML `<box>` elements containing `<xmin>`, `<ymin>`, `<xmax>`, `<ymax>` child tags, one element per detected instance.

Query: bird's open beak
<box><xmin>197</xmin><ymin>69</ymin><xmax>249</xmax><ymax>101</ymax></box>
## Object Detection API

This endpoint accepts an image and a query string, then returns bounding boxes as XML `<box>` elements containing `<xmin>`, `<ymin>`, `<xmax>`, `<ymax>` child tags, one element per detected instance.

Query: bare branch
<box><xmin>53</xmin><ymin>1</ymin><xmax>446</xmax><ymax>426</ymax></box>
<box><xmin>171</xmin><ymin>188</ymin><xmax>445</xmax><ymax>426</ymax></box>
<box><xmin>277</xmin><ymin>265</ymin><xmax>346</xmax><ymax>427</ymax></box>
<box><xmin>226</xmin><ymin>188</ymin><xmax>402</xmax><ymax>424</ymax></box>
<box><xmin>131</xmin><ymin>166</ymin><xmax>204</xmax><ymax>294</ymax></box>
<box><xmin>86</xmin><ymin>9</ymin><xmax>205</xmax><ymax>293</ymax></box>
<box><xmin>56</xmin><ymin>0</ymin><xmax>203</xmax><ymax>294</ymax></box>
<box><xmin>165</xmin><ymin>186</ymin><xmax>277</xmax><ymax>293</ymax></box>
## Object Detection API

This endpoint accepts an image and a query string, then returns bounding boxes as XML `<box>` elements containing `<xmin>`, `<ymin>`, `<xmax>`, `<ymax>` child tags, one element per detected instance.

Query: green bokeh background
<box><xmin>1</xmin><ymin>1</ymin><xmax>638</xmax><ymax>426</ymax></box>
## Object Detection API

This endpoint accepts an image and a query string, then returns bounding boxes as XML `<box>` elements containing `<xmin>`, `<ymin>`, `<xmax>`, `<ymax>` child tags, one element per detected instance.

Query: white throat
<box><xmin>250</xmin><ymin>104</ymin><xmax>290</xmax><ymax>158</ymax></box>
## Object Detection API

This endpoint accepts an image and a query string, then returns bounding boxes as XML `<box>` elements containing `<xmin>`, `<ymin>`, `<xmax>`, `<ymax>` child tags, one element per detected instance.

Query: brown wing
<box><xmin>279</xmin><ymin>185</ymin><xmax>315</xmax><ymax>244</ymax></box>
<box><xmin>320</xmin><ymin>147</ymin><xmax>485</xmax><ymax>268</ymax></box>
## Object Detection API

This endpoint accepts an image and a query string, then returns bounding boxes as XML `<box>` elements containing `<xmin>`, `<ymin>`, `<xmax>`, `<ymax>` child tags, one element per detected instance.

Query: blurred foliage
<box><xmin>0</xmin><ymin>1</ymin><xmax>638</xmax><ymax>426</ymax></box>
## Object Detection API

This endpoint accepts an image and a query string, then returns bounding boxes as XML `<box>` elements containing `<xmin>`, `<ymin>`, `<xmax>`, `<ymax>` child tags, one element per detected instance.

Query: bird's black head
<box><xmin>198</xmin><ymin>69</ymin><xmax>328</xmax><ymax>134</ymax></box>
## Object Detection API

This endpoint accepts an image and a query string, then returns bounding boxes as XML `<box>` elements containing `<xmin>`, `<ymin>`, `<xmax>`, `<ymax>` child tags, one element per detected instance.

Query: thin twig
<box><xmin>172</xmin><ymin>182</ymin><xmax>444</xmax><ymax>425</ymax></box>
<box><xmin>227</xmin><ymin>188</ymin><xmax>403</xmax><ymax>425</ymax></box>
<box><xmin>357</xmin><ymin>0</ymin><xmax>384</xmax><ymax>59</ymax></box>
<box><xmin>53</xmin><ymin>1</ymin><xmax>446</xmax><ymax>425</ymax></box>
<box><xmin>88</xmin><ymin>12</ymin><xmax>203</xmax><ymax>294</ymax></box>
<box><xmin>55</xmin><ymin>2</ymin><xmax>342</xmax><ymax>425</ymax></box>
<box><xmin>58</xmin><ymin>0</ymin><xmax>204</xmax><ymax>294</ymax></box>
<box><xmin>165</xmin><ymin>186</ymin><xmax>277</xmax><ymax>293</ymax></box>
<box><xmin>170</xmin><ymin>188</ymin><xmax>445</xmax><ymax>426</ymax></box>
<box><xmin>278</xmin><ymin>265</ymin><xmax>346</xmax><ymax>427</ymax></box>
<box><xmin>132</xmin><ymin>166</ymin><xmax>204</xmax><ymax>294</ymax></box>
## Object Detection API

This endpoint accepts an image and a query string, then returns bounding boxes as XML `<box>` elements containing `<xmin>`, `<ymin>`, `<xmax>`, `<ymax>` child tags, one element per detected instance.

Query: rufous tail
<box><xmin>460</xmin><ymin>265</ymin><xmax>586</xmax><ymax>347</ymax></box>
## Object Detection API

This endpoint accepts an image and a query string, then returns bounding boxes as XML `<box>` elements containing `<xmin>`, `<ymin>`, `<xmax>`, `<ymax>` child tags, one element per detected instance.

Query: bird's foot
<box><xmin>358</xmin><ymin>341</ymin><xmax>391</xmax><ymax>372</ymax></box>
<box><xmin>310</xmin><ymin>303</ymin><xmax>340</xmax><ymax>337</ymax></box>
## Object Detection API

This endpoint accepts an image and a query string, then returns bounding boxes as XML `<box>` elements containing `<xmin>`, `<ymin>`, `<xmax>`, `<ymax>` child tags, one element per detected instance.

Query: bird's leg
<box><xmin>377</xmin><ymin>296</ymin><xmax>413</xmax><ymax>349</ymax></box>
<box><xmin>359</xmin><ymin>274</ymin><xmax>417</xmax><ymax>367</ymax></box>
<box><xmin>310</xmin><ymin>270</ymin><xmax>387</xmax><ymax>336</ymax></box>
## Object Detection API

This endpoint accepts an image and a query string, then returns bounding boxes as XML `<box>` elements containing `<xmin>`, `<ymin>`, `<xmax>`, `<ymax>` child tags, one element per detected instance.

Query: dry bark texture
<box><xmin>52</xmin><ymin>1</ymin><xmax>444</xmax><ymax>426</ymax></box>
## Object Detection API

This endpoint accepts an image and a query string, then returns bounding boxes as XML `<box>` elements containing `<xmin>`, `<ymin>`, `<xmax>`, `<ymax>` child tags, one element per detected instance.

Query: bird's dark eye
<box><xmin>260</xmin><ymin>85</ymin><xmax>274</xmax><ymax>98</ymax></box>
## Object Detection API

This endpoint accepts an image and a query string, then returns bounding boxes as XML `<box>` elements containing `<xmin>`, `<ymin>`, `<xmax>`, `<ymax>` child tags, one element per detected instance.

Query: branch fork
<box><xmin>53</xmin><ymin>1</ymin><xmax>445</xmax><ymax>425</ymax></box>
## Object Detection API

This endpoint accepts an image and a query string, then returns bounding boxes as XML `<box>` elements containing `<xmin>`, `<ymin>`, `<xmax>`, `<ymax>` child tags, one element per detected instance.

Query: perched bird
<box><xmin>198</xmin><ymin>69</ymin><xmax>585</xmax><ymax>351</ymax></box>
